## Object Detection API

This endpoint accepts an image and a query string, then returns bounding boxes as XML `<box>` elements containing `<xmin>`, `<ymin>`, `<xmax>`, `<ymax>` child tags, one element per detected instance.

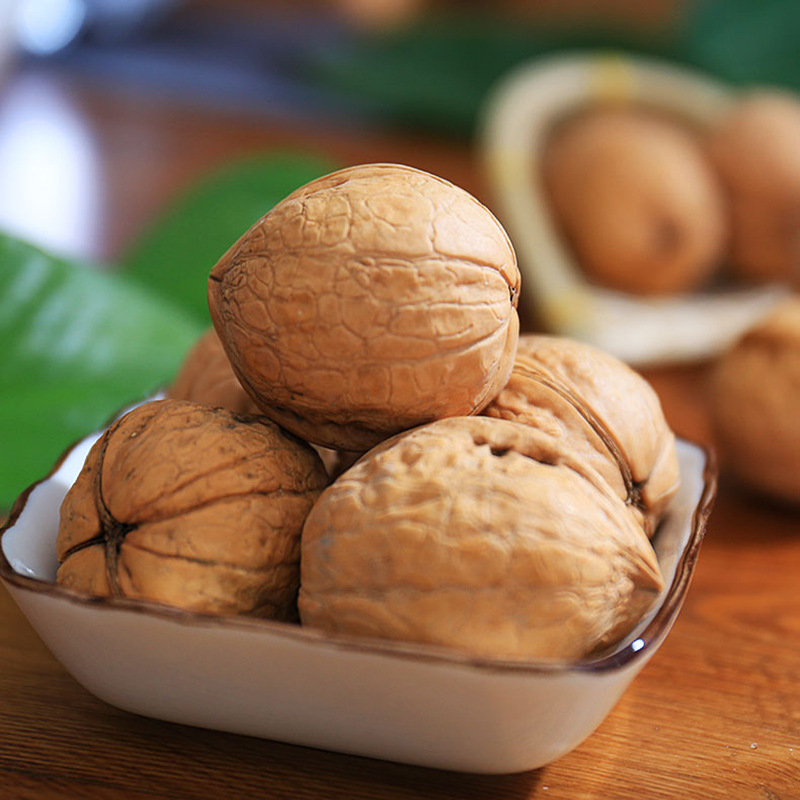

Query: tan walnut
<box><xmin>707</xmin><ymin>91</ymin><xmax>800</xmax><ymax>284</ymax></box>
<box><xmin>299</xmin><ymin>416</ymin><xmax>664</xmax><ymax>661</ymax></box>
<box><xmin>168</xmin><ymin>327</ymin><xmax>261</xmax><ymax>415</ymax></box>
<box><xmin>710</xmin><ymin>298</ymin><xmax>800</xmax><ymax>503</ymax></box>
<box><xmin>168</xmin><ymin>327</ymin><xmax>348</xmax><ymax>479</ymax></box>
<box><xmin>208</xmin><ymin>163</ymin><xmax>521</xmax><ymax>452</ymax></box>
<box><xmin>56</xmin><ymin>399</ymin><xmax>328</xmax><ymax>618</ymax></box>
<box><xmin>483</xmin><ymin>334</ymin><xmax>680</xmax><ymax>536</ymax></box>
<box><xmin>544</xmin><ymin>107</ymin><xmax>725</xmax><ymax>295</ymax></box>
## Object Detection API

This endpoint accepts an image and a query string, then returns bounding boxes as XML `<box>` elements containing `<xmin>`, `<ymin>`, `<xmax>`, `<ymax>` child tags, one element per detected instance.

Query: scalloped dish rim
<box><xmin>1</xmin><ymin>431</ymin><xmax>716</xmax><ymax>676</ymax></box>
<box><xmin>0</xmin><ymin>429</ymin><xmax>717</xmax><ymax>773</ymax></box>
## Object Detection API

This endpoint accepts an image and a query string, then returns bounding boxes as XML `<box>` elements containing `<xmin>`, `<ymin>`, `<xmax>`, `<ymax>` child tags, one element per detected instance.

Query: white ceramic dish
<box><xmin>481</xmin><ymin>52</ymin><xmax>789</xmax><ymax>366</ymax></box>
<box><xmin>1</xmin><ymin>432</ymin><xmax>715</xmax><ymax>774</ymax></box>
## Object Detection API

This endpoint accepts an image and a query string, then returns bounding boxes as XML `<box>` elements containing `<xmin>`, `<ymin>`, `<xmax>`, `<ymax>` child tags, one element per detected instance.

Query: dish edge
<box><xmin>0</xmin><ymin>432</ymin><xmax>717</xmax><ymax>676</ymax></box>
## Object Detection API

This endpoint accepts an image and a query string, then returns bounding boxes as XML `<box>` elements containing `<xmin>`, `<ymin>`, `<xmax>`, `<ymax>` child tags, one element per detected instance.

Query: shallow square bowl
<box><xmin>1</xmin><ymin>432</ymin><xmax>715</xmax><ymax>774</ymax></box>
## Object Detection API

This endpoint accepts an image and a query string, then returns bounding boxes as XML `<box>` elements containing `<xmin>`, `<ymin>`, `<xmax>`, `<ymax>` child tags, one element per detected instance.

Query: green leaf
<box><xmin>120</xmin><ymin>153</ymin><xmax>337</xmax><ymax>323</ymax></box>
<box><xmin>310</xmin><ymin>14</ymin><xmax>683</xmax><ymax>136</ymax></box>
<box><xmin>0</xmin><ymin>235</ymin><xmax>204</xmax><ymax>508</ymax></box>
<box><xmin>683</xmin><ymin>0</ymin><xmax>800</xmax><ymax>92</ymax></box>
<box><xmin>311</xmin><ymin>4</ymin><xmax>800</xmax><ymax>137</ymax></box>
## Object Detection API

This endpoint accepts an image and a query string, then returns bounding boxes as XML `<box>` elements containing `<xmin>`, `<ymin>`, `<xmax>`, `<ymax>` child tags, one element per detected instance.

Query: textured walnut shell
<box><xmin>707</xmin><ymin>91</ymin><xmax>800</xmax><ymax>284</ymax></box>
<box><xmin>168</xmin><ymin>327</ymin><xmax>261</xmax><ymax>415</ymax></box>
<box><xmin>299</xmin><ymin>416</ymin><xmax>664</xmax><ymax>661</ymax></box>
<box><xmin>169</xmin><ymin>328</ymin><xmax>348</xmax><ymax>479</ymax></box>
<box><xmin>208</xmin><ymin>163</ymin><xmax>521</xmax><ymax>452</ymax></box>
<box><xmin>483</xmin><ymin>334</ymin><xmax>680</xmax><ymax>536</ymax></box>
<box><xmin>710</xmin><ymin>299</ymin><xmax>800</xmax><ymax>502</ymax></box>
<box><xmin>56</xmin><ymin>399</ymin><xmax>328</xmax><ymax>618</ymax></box>
<box><xmin>544</xmin><ymin>108</ymin><xmax>725</xmax><ymax>295</ymax></box>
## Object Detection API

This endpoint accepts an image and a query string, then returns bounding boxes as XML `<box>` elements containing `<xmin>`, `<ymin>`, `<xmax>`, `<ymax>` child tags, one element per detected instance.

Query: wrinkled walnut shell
<box><xmin>168</xmin><ymin>327</ymin><xmax>261</xmax><ymax>415</ymax></box>
<box><xmin>169</xmin><ymin>328</ymin><xmax>348</xmax><ymax>479</ymax></box>
<box><xmin>56</xmin><ymin>399</ymin><xmax>328</xmax><ymax>618</ymax></box>
<box><xmin>483</xmin><ymin>334</ymin><xmax>680</xmax><ymax>535</ymax></box>
<box><xmin>208</xmin><ymin>163</ymin><xmax>521</xmax><ymax>452</ymax></box>
<box><xmin>299</xmin><ymin>416</ymin><xmax>664</xmax><ymax>661</ymax></box>
<box><xmin>710</xmin><ymin>298</ymin><xmax>800</xmax><ymax>503</ymax></box>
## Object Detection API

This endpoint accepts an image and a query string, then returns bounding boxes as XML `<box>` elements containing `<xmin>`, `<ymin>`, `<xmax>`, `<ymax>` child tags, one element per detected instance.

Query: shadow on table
<box><xmin>711</xmin><ymin>476</ymin><xmax>800</xmax><ymax>545</ymax></box>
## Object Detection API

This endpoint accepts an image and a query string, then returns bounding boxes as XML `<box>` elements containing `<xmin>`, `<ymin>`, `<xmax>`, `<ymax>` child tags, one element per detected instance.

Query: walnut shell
<box><xmin>707</xmin><ymin>91</ymin><xmax>800</xmax><ymax>284</ymax></box>
<box><xmin>168</xmin><ymin>327</ymin><xmax>261</xmax><ymax>415</ymax></box>
<box><xmin>169</xmin><ymin>328</ymin><xmax>348</xmax><ymax>479</ymax></box>
<box><xmin>208</xmin><ymin>163</ymin><xmax>521</xmax><ymax>452</ymax></box>
<box><xmin>483</xmin><ymin>334</ymin><xmax>680</xmax><ymax>536</ymax></box>
<box><xmin>710</xmin><ymin>298</ymin><xmax>800</xmax><ymax>502</ymax></box>
<box><xmin>299</xmin><ymin>416</ymin><xmax>664</xmax><ymax>661</ymax></box>
<box><xmin>56</xmin><ymin>399</ymin><xmax>328</xmax><ymax>618</ymax></box>
<box><xmin>544</xmin><ymin>108</ymin><xmax>725</xmax><ymax>295</ymax></box>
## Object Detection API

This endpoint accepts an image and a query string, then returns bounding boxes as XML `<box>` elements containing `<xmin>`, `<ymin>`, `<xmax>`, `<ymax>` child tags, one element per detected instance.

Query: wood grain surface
<box><xmin>1</xmin><ymin>64</ymin><xmax>799</xmax><ymax>800</ymax></box>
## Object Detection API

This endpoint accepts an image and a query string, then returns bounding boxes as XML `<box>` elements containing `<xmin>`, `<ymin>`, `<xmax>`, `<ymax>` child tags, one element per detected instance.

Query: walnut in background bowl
<box><xmin>707</xmin><ymin>91</ymin><xmax>800</xmax><ymax>285</ymax></box>
<box><xmin>544</xmin><ymin>107</ymin><xmax>726</xmax><ymax>296</ymax></box>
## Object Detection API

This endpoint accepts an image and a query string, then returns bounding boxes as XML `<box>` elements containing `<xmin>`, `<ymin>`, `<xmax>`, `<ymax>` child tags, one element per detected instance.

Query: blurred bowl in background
<box><xmin>481</xmin><ymin>52</ymin><xmax>790</xmax><ymax>366</ymax></box>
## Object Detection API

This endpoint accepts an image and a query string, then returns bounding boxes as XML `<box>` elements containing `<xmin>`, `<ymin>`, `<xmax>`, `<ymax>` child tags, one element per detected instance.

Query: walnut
<box><xmin>167</xmin><ymin>327</ymin><xmax>260</xmax><ymax>415</ymax></box>
<box><xmin>709</xmin><ymin>298</ymin><xmax>800</xmax><ymax>503</ymax></box>
<box><xmin>208</xmin><ymin>163</ymin><xmax>521</xmax><ymax>452</ymax></box>
<box><xmin>56</xmin><ymin>399</ymin><xmax>328</xmax><ymax>618</ymax></box>
<box><xmin>299</xmin><ymin>416</ymin><xmax>664</xmax><ymax>661</ymax></box>
<box><xmin>544</xmin><ymin>108</ymin><xmax>725</xmax><ymax>295</ymax></box>
<box><xmin>483</xmin><ymin>334</ymin><xmax>680</xmax><ymax>536</ymax></box>
<box><xmin>168</xmin><ymin>328</ymin><xmax>349</xmax><ymax>480</ymax></box>
<box><xmin>707</xmin><ymin>91</ymin><xmax>800</xmax><ymax>284</ymax></box>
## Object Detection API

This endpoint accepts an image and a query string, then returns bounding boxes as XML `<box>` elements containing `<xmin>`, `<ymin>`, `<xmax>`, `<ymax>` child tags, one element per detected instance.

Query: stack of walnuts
<box><xmin>56</xmin><ymin>164</ymin><xmax>679</xmax><ymax>661</ymax></box>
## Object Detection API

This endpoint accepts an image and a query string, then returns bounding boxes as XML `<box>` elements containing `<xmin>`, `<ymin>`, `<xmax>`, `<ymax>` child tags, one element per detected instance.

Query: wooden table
<box><xmin>1</xmin><ymin>63</ymin><xmax>798</xmax><ymax>800</ymax></box>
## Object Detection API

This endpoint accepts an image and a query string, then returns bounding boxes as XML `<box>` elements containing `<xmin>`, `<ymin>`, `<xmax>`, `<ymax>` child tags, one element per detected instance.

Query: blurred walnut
<box><xmin>483</xmin><ymin>334</ymin><xmax>679</xmax><ymax>535</ymax></box>
<box><xmin>56</xmin><ymin>399</ymin><xmax>328</xmax><ymax>618</ymax></box>
<box><xmin>707</xmin><ymin>91</ymin><xmax>800</xmax><ymax>284</ymax></box>
<box><xmin>299</xmin><ymin>416</ymin><xmax>663</xmax><ymax>661</ymax></box>
<box><xmin>168</xmin><ymin>327</ymin><xmax>261</xmax><ymax>415</ymax></box>
<box><xmin>544</xmin><ymin>107</ymin><xmax>726</xmax><ymax>295</ymax></box>
<box><xmin>208</xmin><ymin>163</ymin><xmax>520</xmax><ymax>452</ymax></box>
<box><xmin>710</xmin><ymin>298</ymin><xmax>800</xmax><ymax>503</ymax></box>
